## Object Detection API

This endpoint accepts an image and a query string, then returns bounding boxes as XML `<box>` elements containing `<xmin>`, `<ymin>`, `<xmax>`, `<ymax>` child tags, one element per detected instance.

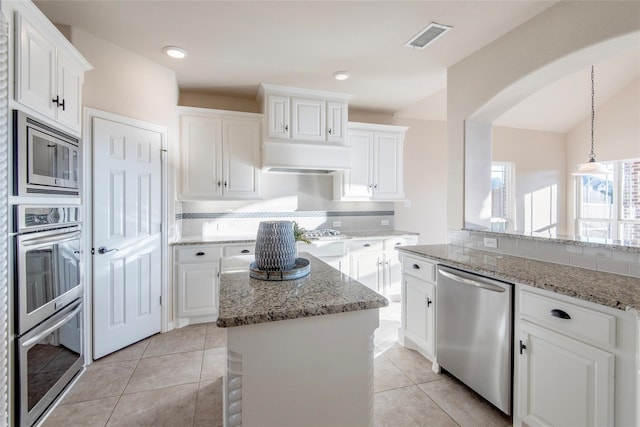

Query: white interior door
<box><xmin>92</xmin><ymin>117</ymin><xmax>162</xmax><ymax>359</ymax></box>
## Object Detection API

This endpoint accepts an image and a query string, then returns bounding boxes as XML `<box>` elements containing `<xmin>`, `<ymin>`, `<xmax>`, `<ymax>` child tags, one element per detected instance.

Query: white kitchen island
<box><xmin>217</xmin><ymin>253</ymin><xmax>388</xmax><ymax>427</ymax></box>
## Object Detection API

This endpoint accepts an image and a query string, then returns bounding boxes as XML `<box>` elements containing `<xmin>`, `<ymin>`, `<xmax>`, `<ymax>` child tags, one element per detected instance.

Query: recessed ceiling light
<box><xmin>333</xmin><ymin>71</ymin><xmax>351</xmax><ymax>81</ymax></box>
<box><xmin>163</xmin><ymin>46</ymin><xmax>187</xmax><ymax>59</ymax></box>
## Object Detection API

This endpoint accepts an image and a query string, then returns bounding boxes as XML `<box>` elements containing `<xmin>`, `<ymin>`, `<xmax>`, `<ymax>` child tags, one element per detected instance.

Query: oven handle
<box><xmin>21</xmin><ymin>303</ymin><xmax>82</xmax><ymax>348</ymax></box>
<box><xmin>20</xmin><ymin>230</ymin><xmax>81</xmax><ymax>246</ymax></box>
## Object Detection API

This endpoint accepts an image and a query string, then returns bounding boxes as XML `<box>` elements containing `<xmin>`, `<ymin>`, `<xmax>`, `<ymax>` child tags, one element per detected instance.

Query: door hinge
<box><xmin>519</xmin><ymin>340</ymin><xmax>527</xmax><ymax>355</ymax></box>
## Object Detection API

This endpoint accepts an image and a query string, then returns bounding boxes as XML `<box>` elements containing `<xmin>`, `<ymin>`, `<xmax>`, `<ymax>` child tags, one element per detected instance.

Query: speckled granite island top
<box><xmin>397</xmin><ymin>245</ymin><xmax>640</xmax><ymax>316</ymax></box>
<box><xmin>216</xmin><ymin>253</ymin><xmax>389</xmax><ymax>327</ymax></box>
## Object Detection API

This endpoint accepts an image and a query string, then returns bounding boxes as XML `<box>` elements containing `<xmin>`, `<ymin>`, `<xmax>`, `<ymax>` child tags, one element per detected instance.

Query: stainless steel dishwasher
<box><xmin>436</xmin><ymin>265</ymin><xmax>513</xmax><ymax>415</ymax></box>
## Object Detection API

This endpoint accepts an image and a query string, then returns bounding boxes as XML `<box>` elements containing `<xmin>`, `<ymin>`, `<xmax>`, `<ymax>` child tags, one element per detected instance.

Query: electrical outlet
<box><xmin>332</xmin><ymin>221</ymin><xmax>342</xmax><ymax>228</ymax></box>
<box><xmin>483</xmin><ymin>237</ymin><xmax>498</xmax><ymax>248</ymax></box>
<box><xmin>381</xmin><ymin>220</ymin><xmax>390</xmax><ymax>226</ymax></box>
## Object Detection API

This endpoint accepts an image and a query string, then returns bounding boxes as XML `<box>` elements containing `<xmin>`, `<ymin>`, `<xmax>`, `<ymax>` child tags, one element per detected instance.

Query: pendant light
<box><xmin>573</xmin><ymin>65</ymin><xmax>609</xmax><ymax>176</ymax></box>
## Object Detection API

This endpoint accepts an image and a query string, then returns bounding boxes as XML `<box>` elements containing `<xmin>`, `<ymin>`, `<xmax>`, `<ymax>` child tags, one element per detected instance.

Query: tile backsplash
<box><xmin>177</xmin><ymin>209</ymin><xmax>394</xmax><ymax>238</ymax></box>
<box><xmin>449</xmin><ymin>229</ymin><xmax>640</xmax><ymax>278</ymax></box>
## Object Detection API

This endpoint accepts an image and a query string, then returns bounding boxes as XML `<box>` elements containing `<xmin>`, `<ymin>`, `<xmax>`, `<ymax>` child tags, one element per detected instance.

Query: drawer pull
<box><xmin>412</xmin><ymin>264</ymin><xmax>420</xmax><ymax>269</ymax></box>
<box><xmin>241</xmin><ymin>249</ymin><xmax>250</xmax><ymax>254</ymax></box>
<box><xmin>196</xmin><ymin>252</ymin><xmax>205</xmax><ymax>256</ymax></box>
<box><xmin>426</xmin><ymin>298</ymin><xmax>432</xmax><ymax>308</ymax></box>
<box><xmin>550</xmin><ymin>309</ymin><xmax>571</xmax><ymax>320</ymax></box>
<box><xmin>364</xmin><ymin>243</ymin><xmax>371</xmax><ymax>247</ymax></box>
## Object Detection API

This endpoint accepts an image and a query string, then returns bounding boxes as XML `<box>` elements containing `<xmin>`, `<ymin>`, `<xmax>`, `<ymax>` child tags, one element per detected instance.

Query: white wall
<box><xmin>492</xmin><ymin>127</ymin><xmax>567</xmax><ymax>234</ymax></box>
<box><xmin>565</xmin><ymin>77</ymin><xmax>640</xmax><ymax>229</ymax></box>
<box><xmin>447</xmin><ymin>1</ymin><xmax>640</xmax><ymax>230</ymax></box>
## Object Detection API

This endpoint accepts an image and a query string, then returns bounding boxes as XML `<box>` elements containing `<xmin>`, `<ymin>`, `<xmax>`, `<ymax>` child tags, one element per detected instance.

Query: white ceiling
<box><xmin>34</xmin><ymin>1</ymin><xmax>640</xmax><ymax>132</ymax></box>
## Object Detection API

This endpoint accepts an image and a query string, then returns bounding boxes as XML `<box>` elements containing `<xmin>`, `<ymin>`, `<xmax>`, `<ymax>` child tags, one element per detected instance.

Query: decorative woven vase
<box><xmin>254</xmin><ymin>221</ymin><xmax>297</xmax><ymax>271</ymax></box>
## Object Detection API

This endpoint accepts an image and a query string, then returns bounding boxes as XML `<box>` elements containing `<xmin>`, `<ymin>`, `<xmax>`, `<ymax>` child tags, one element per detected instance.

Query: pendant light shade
<box><xmin>573</xmin><ymin>65</ymin><xmax>606</xmax><ymax>176</ymax></box>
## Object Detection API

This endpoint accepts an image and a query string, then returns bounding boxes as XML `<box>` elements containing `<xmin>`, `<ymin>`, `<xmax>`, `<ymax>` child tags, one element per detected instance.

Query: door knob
<box><xmin>97</xmin><ymin>246</ymin><xmax>118</xmax><ymax>255</ymax></box>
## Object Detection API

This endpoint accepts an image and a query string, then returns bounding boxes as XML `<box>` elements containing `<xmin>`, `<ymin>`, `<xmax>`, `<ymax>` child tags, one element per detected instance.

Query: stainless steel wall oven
<box><xmin>14</xmin><ymin>205</ymin><xmax>84</xmax><ymax>426</ymax></box>
<box><xmin>13</xmin><ymin>110</ymin><xmax>81</xmax><ymax>197</ymax></box>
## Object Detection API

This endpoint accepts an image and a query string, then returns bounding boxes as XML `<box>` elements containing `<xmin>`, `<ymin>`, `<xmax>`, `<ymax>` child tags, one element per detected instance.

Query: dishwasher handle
<box><xmin>438</xmin><ymin>268</ymin><xmax>506</xmax><ymax>293</ymax></box>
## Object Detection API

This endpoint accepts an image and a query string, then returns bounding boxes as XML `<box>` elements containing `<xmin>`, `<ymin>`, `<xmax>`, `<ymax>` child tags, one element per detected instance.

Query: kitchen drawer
<box><xmin>176</xmin><ymin>246</ymin><xmax>222</xmax><ymax>264</ymax></box>
<box><xmin>402</xmin><ymin>255</ymin><xmax>436</xmax><ymax>283</ymax></box>
<box><xmin>384</xmin><ymin>235</ymin><xmax>418</xmax><ymax>250</ymax></box>
<box><xmin>298</xmin><ymin>240</ymin><xmax>347</xmax><ymax>257</ymax></box>
<box><xmin>350</xmin><ymin>239</ymin><xmax>384</xmax><ymax>252</ymax></box>
<box><xmin>520</xmin><ymin>290</ymin><xmax>616</xmax><ymax>348</ymax></box>
<box><xmin>223</xmin><ymin>244</ymin><xmax>255</xmax><ymax>257</ymax></box>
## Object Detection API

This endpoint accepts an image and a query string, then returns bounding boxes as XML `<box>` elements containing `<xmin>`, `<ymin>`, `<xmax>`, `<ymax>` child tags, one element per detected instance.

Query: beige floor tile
<box><xmin>419</xmin><ymin>374</ymin><xmax>512</xmax><ymax>427</ymax></box>
<box><xmin>107</xmin><ymin>383</ymin><xmax>198</xmax><ymax>427</ymax></box>
<box><xmin>143</xmin><ymin>324</ymin><xmax>207</xmax><ymax>358</ymax></box>
<box><xmin>201</xmin><ymin>347</ymin><xmax>226</xmax><ymax>381</ymax></box>
<box><xmin>374</xmin><ymin>385</ymin><xmax>458</xmax><ymax>427</ymax></box>
<box><xmin>125</xmin><ymin>350</ymin><xmax>203</xmax><ymax>394</ymax></box>
<box><xmin>384</xmin><ymin>346</ymin><xmax>441</xmax><ymax>384</ymax></box>
<box><xmin>205</xmin><ymin>323</ymin><xmax>227</xmax><ymax>349</ymax></box>
<box><xmin>63</xmin><ymin>360</ymin><xmax>138</xmax><ymax>404</ymax></box>
<box><xmin>194</xmin><ymin>378</ymin><xmax>223</xmax><ymax>427</ymax></box>
<box><xmin>42</xmin><ymin>397</ymin><xmax>118</xmax><ymax>427</ymax></box>
<box><xmin>95</xmin><ymin>338</ymin><xmax>150</xmax><ymax>364</ymax></box>
<box><xmin>374</xmin><ymin>353</ymin><xmax>413</xmax><ymax>393</ymax></box>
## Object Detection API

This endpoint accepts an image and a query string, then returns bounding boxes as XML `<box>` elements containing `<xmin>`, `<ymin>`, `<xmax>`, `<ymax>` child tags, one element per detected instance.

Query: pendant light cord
<box><xmin>589</xmin><ymin>65</ymin><xmax>596</xmax><ymax>162</ymax></box>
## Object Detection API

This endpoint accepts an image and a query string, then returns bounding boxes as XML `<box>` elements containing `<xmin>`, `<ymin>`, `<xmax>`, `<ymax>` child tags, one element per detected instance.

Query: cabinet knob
<box><xmin>196</xmin><ymin>252</ymin><xmax>205</xmax><ymax>256</ymax></box>
<box><xmin>426</xmin><ymin>298</ymin><xmax>432</xmax><ymax>308</ymax></box>
<box><xmin>60</xmin><ymin>98</ymin><xmax>65</xmax><ymax>111</ymax></box>
<box><xmin>224</xmin><ymin>181</ymin><xmax>228</xmax><ymax>188</ymax></box>
<box><xmin>374</xmin><ymin>184</ymin><xmax>378</xmax><ymax>189</ymax></box>
<box><xmin>284</xmin><ymin>124</ymin><xmax>289</xmax><ymax>132</ymax></box>
<box><xmin>217</xmin><ymin>180</ymin><xmax>222</xmax><ymax>188</ymax></box>
<box><xmin>549</xmin><ymin>309</ymin><xmax>571</xmax><ymax>320</ymax></box>
<box><xmin>328</xmin><ymin>128</ymin><xmax>332</xmax><ymax>135</ymax></box>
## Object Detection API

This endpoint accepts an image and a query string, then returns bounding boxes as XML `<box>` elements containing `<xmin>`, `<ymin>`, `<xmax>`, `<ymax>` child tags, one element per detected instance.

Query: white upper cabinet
<box><xmin>179</xmin><ymin>108</ymin><xmax>261</xmax><ymax>200</ymax></box>
<box><xmin>12</xmin><ymin>2</ymin><xmax>92</xmax><ymax>135</ymax></box>
<box><xmin>334</xmin><ymin>122</ymin><xmax>407</xmax><ymax>201</ymax></box>
<box><xmin>259</xmin><ymin>84</ymin><xmax>349</xmax><ymax>144</ymax></box>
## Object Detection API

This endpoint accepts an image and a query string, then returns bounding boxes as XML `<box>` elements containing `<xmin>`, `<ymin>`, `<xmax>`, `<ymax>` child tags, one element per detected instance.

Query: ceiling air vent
<box><xmin>405</xmin><ymin>22</ymin><xmax>452</xmax><ymax>49</ymax></box>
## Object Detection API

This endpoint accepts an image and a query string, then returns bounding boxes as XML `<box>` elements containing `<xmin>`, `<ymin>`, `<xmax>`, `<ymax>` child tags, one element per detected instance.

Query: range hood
<box><xmin>262</xmin><ymin>141</ymin><xmax>351</xmax><ymax>174</ymax></box>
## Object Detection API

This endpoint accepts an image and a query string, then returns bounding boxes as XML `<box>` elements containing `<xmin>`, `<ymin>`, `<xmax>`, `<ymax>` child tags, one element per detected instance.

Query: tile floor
<box><xmin>41</xmin><ymin>303</ymin><xmax>512</xmax><ymax>427</ymax></box>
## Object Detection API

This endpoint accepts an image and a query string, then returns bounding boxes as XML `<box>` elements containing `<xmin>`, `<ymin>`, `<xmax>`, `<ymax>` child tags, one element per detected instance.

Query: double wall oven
<box><xmin>14</xmin><ymin>206</ymin><xmax>84</xmax><ymax>426</ymax></box>
<box><xmin>13</xmin><ymin>108</ymin><xmax>85</xmax><ymax>426</ymax></box>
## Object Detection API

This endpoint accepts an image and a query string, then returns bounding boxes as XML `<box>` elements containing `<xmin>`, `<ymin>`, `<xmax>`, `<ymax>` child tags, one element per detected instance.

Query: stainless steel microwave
<box><xmin>13</xmin><ymin>110</ymin><xmax>81</xmax><ymax>197</ymax></box>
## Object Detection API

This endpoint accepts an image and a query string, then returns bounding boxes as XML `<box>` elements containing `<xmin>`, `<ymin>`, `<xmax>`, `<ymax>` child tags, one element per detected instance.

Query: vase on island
<box><xmin>254</xmin><ymin>221</ymin><xmax>297</xmax><ymax>271</ymax></box>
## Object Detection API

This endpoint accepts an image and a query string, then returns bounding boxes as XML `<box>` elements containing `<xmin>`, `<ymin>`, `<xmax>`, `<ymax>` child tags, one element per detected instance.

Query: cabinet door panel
<box><xmin>266</xmin><ymin>95</ymin><xmax>290</xmax><ymax>139</ymax></box>
<box><xmin>403</xmin><ymin>276</ymin><xmax>435</xmax><ymax>355</ymax></box>
<box><xmin>223</xmin><ymin>119</ymin><xmax>260</xmax><ymax>198</ymax></box>
<box><xmin>341</xmin><ymin>130</ymin><xmax>373</xmax><ymax>199</ymax></box>
<box><xmin>518</xmin><ymin>322</ymin><xmax>614</xmax><ymax>427</ymax></box>
<box><xmin>17</xmin><ymin>14</ymin><xmax>57</xmax><ymax>119</ymax></box>
<box><xmin>55</xmin><ymin>50</ymin><xmax>84</xmax><ymax>132</ymax></box>
<box><xmin>373</xmin><ymin>132</ymin><xmax>403</xmax><ymax>199</ymax></box>
<box><xmin>326</xmin><ymin>101</ymin><xmax>347</xmax><ymax>143</ymax></box>
<box><xmin>180</xmin><ymin>116</ymin><xmax>223</xmax><ymax>199</ymax></box>
<box><xmin>349</xmin><ymin>252</ymin><xmax>381</xmax><ymax>292</ymax></box>
<box><xmin>177</xmin><ymin>264</ymin><xmax>219</xmax><ymax>318</ymax></box>
<box><xmin>292</xmin><ymin>98</ymin><xmax>325</xmax><ymax>141</ymax></box>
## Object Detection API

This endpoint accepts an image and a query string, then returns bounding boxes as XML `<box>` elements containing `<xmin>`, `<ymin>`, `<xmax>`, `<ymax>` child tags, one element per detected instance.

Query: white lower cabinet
<box><xmin>400</xmin><ymin>254</ymin><xmax>437</xmax><ymax>364</ymax></box>
<box><xmin>174</xmin><ymin>245</ymin><xmax>223</xmax><ymax>327</ymax></box>
<box><xmin>517</xmin><ymin>321</ymin><xmax>614</xmax><ymax>427</ymax></box>
<box><xmin>177</xmin><ymin>263</ymin><xmax>220</xmax><ymax>318</ymax></box>
<box><xmin>514</xmin><ymin>286</ymin><xmax>637</xmax><ymax>427</ymax></box>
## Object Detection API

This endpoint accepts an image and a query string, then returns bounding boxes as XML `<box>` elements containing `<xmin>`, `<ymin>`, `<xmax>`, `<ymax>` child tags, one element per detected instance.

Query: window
<box><xmin>576</xmin><ymin>158</ymin><xmax>640</xmax><ymax>241</ymax></box>
<box><xmin>491</xmin><ymin>162</ymin><xmax>514</xmax><ymax>232</ymax></box>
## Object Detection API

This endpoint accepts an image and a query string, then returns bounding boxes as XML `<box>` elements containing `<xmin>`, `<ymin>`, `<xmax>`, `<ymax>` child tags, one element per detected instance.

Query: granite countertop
<box><xmin>216</xmin><ymin>252</ymin><xmax>389</xmax><ymax>328</ymax></box>
<box><xmin>397</xmin><ymin>244</ymin><xmax>640</xmax><ymax>317</ymax></box>
<box><xmin>171</xmin><ymin>230</ymin><xmax>418</xmax><ymax>246</ymax></box>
